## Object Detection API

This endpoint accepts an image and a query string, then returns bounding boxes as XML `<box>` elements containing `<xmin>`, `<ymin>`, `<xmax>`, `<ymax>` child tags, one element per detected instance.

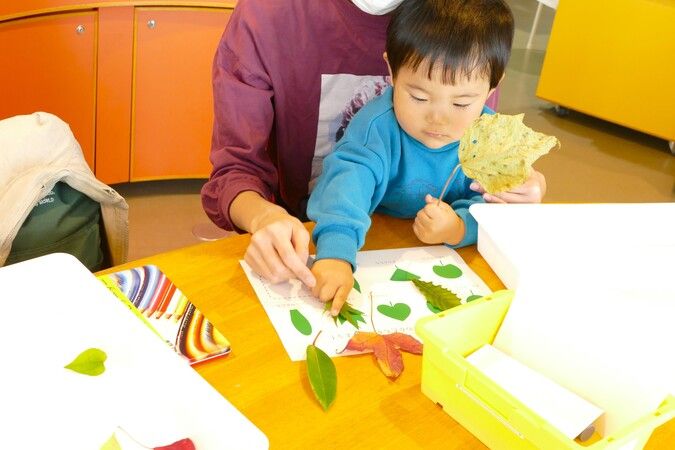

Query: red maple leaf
<box><xmin>154</xmin><ymin>438</ymin><xmax>196</xmax><ymax>450</ymax></box>
<box><xmin>345</xmin><ymin>332</ymin><xmax>423</xmax><ymax>379</ymax></box>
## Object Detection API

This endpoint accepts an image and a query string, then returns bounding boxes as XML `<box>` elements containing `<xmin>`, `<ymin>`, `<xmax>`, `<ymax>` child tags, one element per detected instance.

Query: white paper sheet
<box><xmin>241</xmin><ymin>246</ymin><xmax>490</xmax><ymax>361</ymax></box>
<box><xmin>0</xmin><ymin>253</ymin><xmax>268</xmax><ymax>450</ymax></box>
<box><xmin>493</xmin><ymin>253</ymin><xmax>675</xmax><ymax>436</ymax></box>
<box><xmin>467</xmin><ymin>344</ymin><xmax>603</xmax><ymax>439</ymax></box>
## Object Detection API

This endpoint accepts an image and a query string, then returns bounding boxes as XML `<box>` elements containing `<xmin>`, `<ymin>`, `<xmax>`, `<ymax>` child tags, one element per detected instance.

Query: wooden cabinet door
<box><xmin>131</xmin><ymin>7</ymin><xmax>231</xmax><ymax>180</ymax></box>
<box><xmin>0</xmin><ymin>12</ymin><xmax>97</xmax><ymax>168</ymax></box>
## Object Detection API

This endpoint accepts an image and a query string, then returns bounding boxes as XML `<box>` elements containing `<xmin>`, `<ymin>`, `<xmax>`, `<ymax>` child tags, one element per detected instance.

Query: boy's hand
<box><xmin>413</xmin><ymin>194</ymin><xmax>465</xmax><ymax>245</ymax></box>
<box><xmin>310</xmin><ymin>259</ymin><xmax>354</xmax><ymax>316</ymax></box>
<box><xmin>470</xmin><ymin>169</ymin><xmax>546</xmax><ymax>204</ymax></box>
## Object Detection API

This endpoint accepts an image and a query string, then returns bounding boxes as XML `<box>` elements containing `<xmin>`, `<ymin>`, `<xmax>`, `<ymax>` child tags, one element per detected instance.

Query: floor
<box><xmin>113</xmin><ymin>0</ymin><xmax>674</xmax><ymax>262</ymax></box>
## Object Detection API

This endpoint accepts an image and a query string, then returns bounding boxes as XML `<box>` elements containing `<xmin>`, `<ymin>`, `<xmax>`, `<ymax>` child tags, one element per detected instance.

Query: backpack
<box><xmin>6</xmin><ymin>181</ymin><xmax>104</xmax><ymax>271</ymax></box>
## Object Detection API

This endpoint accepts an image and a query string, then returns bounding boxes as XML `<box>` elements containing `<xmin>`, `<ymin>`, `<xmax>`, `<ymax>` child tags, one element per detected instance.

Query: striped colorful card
<box><xmin>99</xmin><ymin>265</ymin><xmax>231</xmax><ymax>364</ymax></box>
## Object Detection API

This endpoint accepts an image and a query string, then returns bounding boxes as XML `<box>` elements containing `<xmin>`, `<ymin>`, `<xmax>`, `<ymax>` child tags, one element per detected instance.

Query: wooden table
<box><xmin>100</xmin><ymin>214</ymin><xmax>673</xmax><ymax>449</ymax></box>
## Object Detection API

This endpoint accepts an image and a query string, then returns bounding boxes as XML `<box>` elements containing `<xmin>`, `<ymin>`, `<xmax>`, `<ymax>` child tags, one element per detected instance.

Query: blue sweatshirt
<box><xmin>307</xmin><ymin>86</ymin><xmax>488</xmax><ymax>269</ymax></box>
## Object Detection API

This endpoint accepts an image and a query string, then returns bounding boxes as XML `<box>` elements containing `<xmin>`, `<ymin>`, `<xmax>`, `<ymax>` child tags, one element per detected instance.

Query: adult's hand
<box><xmin>233</xmin><ymin>192</ymin><xmax>316</xmax><ymax>287</ymax></box>
<box><xmin>470</xmin><ymin>169</ymin><xmax>546</xmax><ymax>204</ymax></box>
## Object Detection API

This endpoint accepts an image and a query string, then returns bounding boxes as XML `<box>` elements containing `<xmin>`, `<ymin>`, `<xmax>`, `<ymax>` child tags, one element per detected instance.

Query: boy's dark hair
<box><xmin>386</xmin><ymin>0</ymin><xmax>514</xmax><ymax>89</ymax></box>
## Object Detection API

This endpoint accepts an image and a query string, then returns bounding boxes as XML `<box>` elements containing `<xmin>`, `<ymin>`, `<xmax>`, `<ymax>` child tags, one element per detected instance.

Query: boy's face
<box><xmin>388</xmin><ymin>57</ymin><xmax>496</xmax><ymax>149</ymax></box>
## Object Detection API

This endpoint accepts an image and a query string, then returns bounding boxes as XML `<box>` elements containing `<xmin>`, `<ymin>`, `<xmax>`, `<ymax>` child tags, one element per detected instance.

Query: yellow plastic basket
<box><xmin>415</xmin><ymin>290</ymin><xmax>675</xmax><ymax>450</ymax></box>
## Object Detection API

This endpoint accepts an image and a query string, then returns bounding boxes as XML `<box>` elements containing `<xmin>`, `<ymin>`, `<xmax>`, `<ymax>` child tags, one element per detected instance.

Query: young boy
<box><xmin>307</xmin><ymin>0</ymin><xmax>514</xmax><ymax>315</ymax></box>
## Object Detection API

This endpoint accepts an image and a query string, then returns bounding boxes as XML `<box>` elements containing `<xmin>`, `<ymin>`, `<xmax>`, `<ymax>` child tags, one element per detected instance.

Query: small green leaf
<box><xmin>411</xmin><ymin>279</ymin><xmax>461</xmax><ymax>311</ymax></box>
<box><xmin>353</xmin><ymin>278</ymin><xmax>361</xmax><ymax>293</ymax></box>
<box><xmin>466</xmin><ymin>294</ymin><xmax>483</xmax><ymax>302</ymax></box>
<box><xmin>100</xmin><ymin>434</ymin><xmax>121</xmax><ymax>450</ymax></box>
<box><xmin>306</xmin><ymin>344</ymin><xmax>337</xmax><ymax>411</ymax></box>
<box><xmin>290</xmin><ymin>309</ymin><xmax>313</xmax><ymax>336</ymax></box>
<box><xmin>325</xmin><ymin>301</ymin><xmax>366</xmax><ymax>329</ymax></box>
<box><xmin>64</xmin><ymin>348</ymin><xmax>107</xmax><ymax>376</ymax></box>
<box><xmin>390</xmin><ymin>267</ymin><xmax>421</xmax><ymax>281</ymax></box>
<box><xmin>432</xmin><ymin>263</ymin><xmax>463</xmax><ymax>279</ymax></box>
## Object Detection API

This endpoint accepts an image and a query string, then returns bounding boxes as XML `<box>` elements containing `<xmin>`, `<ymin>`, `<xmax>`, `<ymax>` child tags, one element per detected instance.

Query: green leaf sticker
<box><xmin>100</xmin><ymin>433</ymin><xmax>121</xmax><ymax>450</ymax></box>
<box><xmin>64</xmin><ymin>348</ymin><xmax>107</xmax><ymax>376</ymax></box>
<box><xmin>353</xmin><ymin>278</ymin><xmax>361</xmax><ymax>293</ymax></box>
<box><xmin>390</xmin><ymin>267</ymin><xmax>421</xmax><ymax>281</ymax></box>
<box><xmin>290</xmin><ymin>309</ymin><xmax>313</xmax><ymax>336</ymax></box>
<box><xmin>377</xmin><ymin>303</ymin><xmax>411</xmax><ymax>321</ymax></box>
<box><xmin>466</xmin><ymin>294</ymin><xmax>483</xmax><ymax>302</ymax></box>
<box><xmin>325</xmin><ymin>301</ymin><xmax>366</xmax><ymax>329</ymax></box>
<box><xmin>411</xmin><ymin>279</ymin><xmax>461</xmax><ymax>311</ymax></box>
<box><xmin>426</xmin><ymin>302</ymin><xmax>443</xmax><ymax>314</ymax></box>
<box><xmin>306</xmin><ymin>344</ymin><xmax>337</xmax><ymax>411</ymax></box>
<box><xmin>432</xmin><ymin>263</ymin><xmax>463</xmax><ymax>279</ymax></box>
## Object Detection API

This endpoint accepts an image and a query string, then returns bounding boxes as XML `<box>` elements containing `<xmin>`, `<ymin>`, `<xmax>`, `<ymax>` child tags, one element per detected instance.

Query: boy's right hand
<box><xmin>310</xmin><ymin>258</ymin><xmax>354</xmax><ymax>316</ymax></box>
<box><xmin>244</xmin><ymin>210</ymin><xmax>316</xmax><ymax>288</ymax></box>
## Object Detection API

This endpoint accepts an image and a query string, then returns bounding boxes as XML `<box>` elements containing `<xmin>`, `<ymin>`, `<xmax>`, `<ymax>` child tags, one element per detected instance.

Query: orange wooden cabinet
<box><xmin>131</xmin><ymin>8</ymin><xmax>231</xmax><ymax>181</ymax></box>
<box><xmin>0</xmin><ymin>3</ymin><xmax>234</xmax><ymax>183</ymax></box>
<box><xmin>0</xmin><ymin>12</ymin><xmax>97</xmax><ymax>168</ymax></box>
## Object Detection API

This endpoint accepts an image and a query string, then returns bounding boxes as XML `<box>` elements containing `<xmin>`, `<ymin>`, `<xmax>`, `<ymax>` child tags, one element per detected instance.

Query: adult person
<box><xmin>201</xmin><ymin>0</ymin><xmax>546</xmax><ymax>289</ymax></box>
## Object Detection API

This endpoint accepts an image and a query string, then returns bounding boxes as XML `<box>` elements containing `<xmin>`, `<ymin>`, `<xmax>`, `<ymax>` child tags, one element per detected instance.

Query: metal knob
<box><xmin>147</xmin><ymin>19</ymin><xmax>156</xmax><ymax>29</ymax></box>
<box><xmin>75</xmin><ymin>25</ymin><xmax>85</xmax><ymax>34</ymax></box>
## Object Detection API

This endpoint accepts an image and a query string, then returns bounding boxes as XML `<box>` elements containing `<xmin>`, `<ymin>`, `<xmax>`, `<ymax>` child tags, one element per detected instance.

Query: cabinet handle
<box><xmin>147</xmin><ymin>19</ymin><xmax>156</xmax><ymax>29</ymax></box>
<box><xmin>75</xmin><ymin>25</ymin><xmax>85</xmax><ymax>34</ymax></box>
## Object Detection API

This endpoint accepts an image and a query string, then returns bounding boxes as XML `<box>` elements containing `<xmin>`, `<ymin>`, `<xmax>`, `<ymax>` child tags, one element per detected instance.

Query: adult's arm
<box><xmin>201</xmin><ymin>2</ymin><xmax>278</xmax><ymax>232</ymax></box>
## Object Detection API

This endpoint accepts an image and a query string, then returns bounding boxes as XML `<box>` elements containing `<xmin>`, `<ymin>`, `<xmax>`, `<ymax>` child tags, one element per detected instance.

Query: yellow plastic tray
<box><xmin>415</xmin><ymin>290</ymin><xmax>675</xmax><ymax>449</ymax></box>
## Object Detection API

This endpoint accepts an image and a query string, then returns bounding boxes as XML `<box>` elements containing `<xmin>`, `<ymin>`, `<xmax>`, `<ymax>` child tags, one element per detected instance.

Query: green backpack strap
<box><xmin>7</xmin><ymin>182</ymin><xmax>104</xmax><ymax>271</ymax></box>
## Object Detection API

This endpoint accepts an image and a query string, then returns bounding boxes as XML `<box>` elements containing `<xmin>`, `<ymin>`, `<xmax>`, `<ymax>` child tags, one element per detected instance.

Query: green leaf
<box><xmin>325</xmin><ymin>301</ymin><xmax>366</xmax><ymax>329</ymax></box>
<box><xmin>306</xmin><ymin>344</ymin><xmax>337</xmax><ymax>411</ymax></box>
<box><xmin>290</xmin><ymin>309</ymin><xmax>313</xmax><ymax>336</ymax></box>
<box><xmin>426</xmin><ymin>302</ymin><xmax>443</xmax><ymax>314</ymax></box>
<box><xmin>466</xmin><ymin>294</ymin><xmax>483</xmax><ymax>302</ymax></box>
<box><xmin>64</xmin><ymin>348</ymin><xmax>107</xmax><ymax>376</ymax></box>
<box><xmin>100</xmin><ymin>434</ymin><xmax>121</xmax><ymax>450</ymax></box>
<box><xmin>411</xmin><ymin>279</ymin><xmax>461</xmax><ymax>311</ymax></box>
<box><xmin>390</xmin><ymin>267</ymin><xmax>421</xmax><ymax>281</ymax></box>
<box><xmin>432</xmin><ymin>263</ymin><xmax>463</xmax><ymax>279</ymax></box>
<box><xmin>353</xmin><ymin>278</ymin><xmax>361</xmax><ymax>293</ymax></box>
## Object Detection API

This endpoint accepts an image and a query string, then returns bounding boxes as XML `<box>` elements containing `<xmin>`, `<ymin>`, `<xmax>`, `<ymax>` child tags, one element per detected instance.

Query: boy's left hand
<box><xmin>310</xmin><ymin>258</ymin><xmax>354</xmax><ymax>316</ymax></box>
<box><xmin>413</xmin><ymin>194</ymin><xmax>465</xmax><ymax>245</ymax></box>
<box><xmin>470</xmin><ymin>169</ymin><xmax>546</xmax><ymax>204</ymax></box>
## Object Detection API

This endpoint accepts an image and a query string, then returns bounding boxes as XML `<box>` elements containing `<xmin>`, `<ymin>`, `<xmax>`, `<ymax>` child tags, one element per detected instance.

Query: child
<box><xmin>307</xmin><ymin>0</ymin><xmax>514</xmax><ymax>315</ymax></box>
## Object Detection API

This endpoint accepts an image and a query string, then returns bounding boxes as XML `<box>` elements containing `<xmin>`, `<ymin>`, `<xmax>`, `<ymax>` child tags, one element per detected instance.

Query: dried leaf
<box><xmin>385</xmin><ymin>333</ymin><xmax>423</xmax><ymax>354</ymax></box>
<box><xmin>411</xmin><ymin>279</ymin><xmax>461</xmax><ymax>311</ymax></box>
<box><xmin>65</xmin><ymin>348</ymin><xmax>107</xmax><ymax>376</ymax></box>
<box><xmin>154</xmin><ymin>438</ymin><xmax>196</xmax><ymax>450</ymax></box>
<box><xmin>100</xmin><ymin>434</ymin><xmax>121</xmax><ymax>450</ymax></box>
<box><xmin>290</xmin><ymin>309</ymin><xmax>313</xmax><ymax>336</ymax></box>
<box><xmin>459</xmin><ymin>113</ymin><xmax>559</xmax><ymax>193</ymax></box>
<box><xmin>306</xmin><ymin>344</ymin><xmax>337</xmax><ymax>410</ymax></box>
<box><xmin>345</xmin><ymin>332</ymin><xmax>423</xmax><ymax>379</ymax></box>
<box><xmin>325</xmin><ymin>301</ymin><xmax>366</xmax><ymax>329</ymax></box>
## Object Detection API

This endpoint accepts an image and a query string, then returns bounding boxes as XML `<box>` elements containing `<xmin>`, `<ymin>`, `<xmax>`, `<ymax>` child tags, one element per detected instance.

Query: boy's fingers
<box><xmin>425</xmin><ymin>193</ymin><xmax>435</xmax><ymax>203</ymax></box>
<box><xmin>330</xmin><ymin>285</ymin><xmax>350</xmax><ymax>316</ymax></box>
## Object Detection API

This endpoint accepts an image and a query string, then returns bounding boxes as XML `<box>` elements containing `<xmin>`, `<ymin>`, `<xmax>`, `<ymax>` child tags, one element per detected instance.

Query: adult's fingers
<box><xmin>290</xmin><ymin>223</ymin><xmax>316</xmax><ymax>287</ymax></box>
<box><xmin>470</xmin><ymin>181</ymin><xmax>486</xmax><ymax>194</ymax></box>
<box><xmin>244</xmin><ymin>244</ymin><xmax>292</xmax><ymax>284</ymax></box>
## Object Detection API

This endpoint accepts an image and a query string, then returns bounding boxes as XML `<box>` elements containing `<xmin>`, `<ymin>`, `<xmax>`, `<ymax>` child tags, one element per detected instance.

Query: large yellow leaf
<box><xmin>459</xmin><ymin>113</ymin><xmax>559</xmax><ymax>193</ymax></box>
